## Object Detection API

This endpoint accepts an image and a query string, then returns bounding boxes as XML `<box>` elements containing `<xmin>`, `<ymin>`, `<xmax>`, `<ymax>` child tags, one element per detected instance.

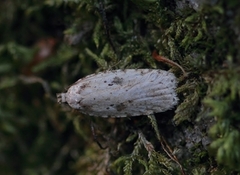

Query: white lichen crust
<box><xmin>57</xmin><ymin>69</ymin><xmax>178</xmax><ymax>117</ymax></box>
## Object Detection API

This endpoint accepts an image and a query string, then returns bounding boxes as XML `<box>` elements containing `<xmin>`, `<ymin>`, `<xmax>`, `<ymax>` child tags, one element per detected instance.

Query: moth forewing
<box><xmin>57</xmin><ymin>69</ymin><xmax>178</xmax><ymax>117</ymax></box>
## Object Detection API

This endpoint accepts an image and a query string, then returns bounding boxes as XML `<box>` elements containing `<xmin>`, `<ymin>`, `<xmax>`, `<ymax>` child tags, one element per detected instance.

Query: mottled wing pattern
<box><xmin>58</xmin><ymin>69</ymin><xmax>178</xmax><ymax>117</ymax></box>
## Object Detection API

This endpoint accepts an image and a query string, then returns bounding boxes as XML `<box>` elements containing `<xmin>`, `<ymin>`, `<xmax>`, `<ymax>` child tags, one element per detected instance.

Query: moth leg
<box><xmin>152</xmin><ymin>50</ymin><xmax>187</xmax><ymax>76</ymax></box>
<box><xmin>91</xmin><ymin>122</ymin><xmax>108</xmax><ymax>149</ymax></box>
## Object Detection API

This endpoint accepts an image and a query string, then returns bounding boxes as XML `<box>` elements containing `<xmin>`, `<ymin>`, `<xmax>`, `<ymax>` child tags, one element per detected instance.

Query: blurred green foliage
<box><xmin>0</xmin><ymin>0</ymin><xmax>240</xmax><ymax>175</ymax></box>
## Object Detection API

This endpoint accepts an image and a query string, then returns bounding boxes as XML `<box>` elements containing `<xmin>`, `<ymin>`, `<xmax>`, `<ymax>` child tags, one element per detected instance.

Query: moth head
<box><xmin>56</xmin><ymin>93</ymin><xmax>67</xmax><ymax>104</ymax></box>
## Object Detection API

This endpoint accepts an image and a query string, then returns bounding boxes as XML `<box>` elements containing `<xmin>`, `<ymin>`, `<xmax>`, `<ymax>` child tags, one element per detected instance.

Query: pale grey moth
<box><xmin>57</xmin><ymin>69</ymin><xmax>178</xmax><ymax>117</ymax></box>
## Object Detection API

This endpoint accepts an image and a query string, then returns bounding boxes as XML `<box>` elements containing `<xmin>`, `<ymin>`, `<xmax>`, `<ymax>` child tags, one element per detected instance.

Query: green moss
<box><xmin>1</xmin><ymin>0</ymin><xmax>240</xmax><ymax>174</ymax></box>
<box><xmin>204</xmin><ymin>69</ymin><xmax>240</xmax><ymax>171</ymax></box>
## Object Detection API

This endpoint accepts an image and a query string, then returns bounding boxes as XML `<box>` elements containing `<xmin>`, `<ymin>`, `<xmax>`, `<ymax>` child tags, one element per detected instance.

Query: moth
<box><xmin>57</xmin><ymin>68</ymin><xmax>178</xmax><ymax>117</ymax></box>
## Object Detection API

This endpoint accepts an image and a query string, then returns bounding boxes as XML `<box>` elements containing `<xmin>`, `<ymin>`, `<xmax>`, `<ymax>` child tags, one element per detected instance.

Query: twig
<box><xmin>18</xmin><ymin>75</ymin><xmax>56</xmax><ymax>102</ymax></box>
<box><xmin>152</xmin><ymin>50</ymin><xmax>187</xmax><ymax>77</ymax></box>
<box><xmin>98</xmin><ymin>0</ymin><xmax>116</xmax><ymax>54</ymax></box>
<box><xmin>148</xmin><ymin>115</ymin><xmax>186</xmax><ymax>175</ymax></box>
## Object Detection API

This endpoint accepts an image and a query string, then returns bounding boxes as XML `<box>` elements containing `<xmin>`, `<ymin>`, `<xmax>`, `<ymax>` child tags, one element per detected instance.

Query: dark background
<box><xmin>0</xmin><ymin>0</ymin><xmax>240</xmax><ymax>174</ymax></box>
